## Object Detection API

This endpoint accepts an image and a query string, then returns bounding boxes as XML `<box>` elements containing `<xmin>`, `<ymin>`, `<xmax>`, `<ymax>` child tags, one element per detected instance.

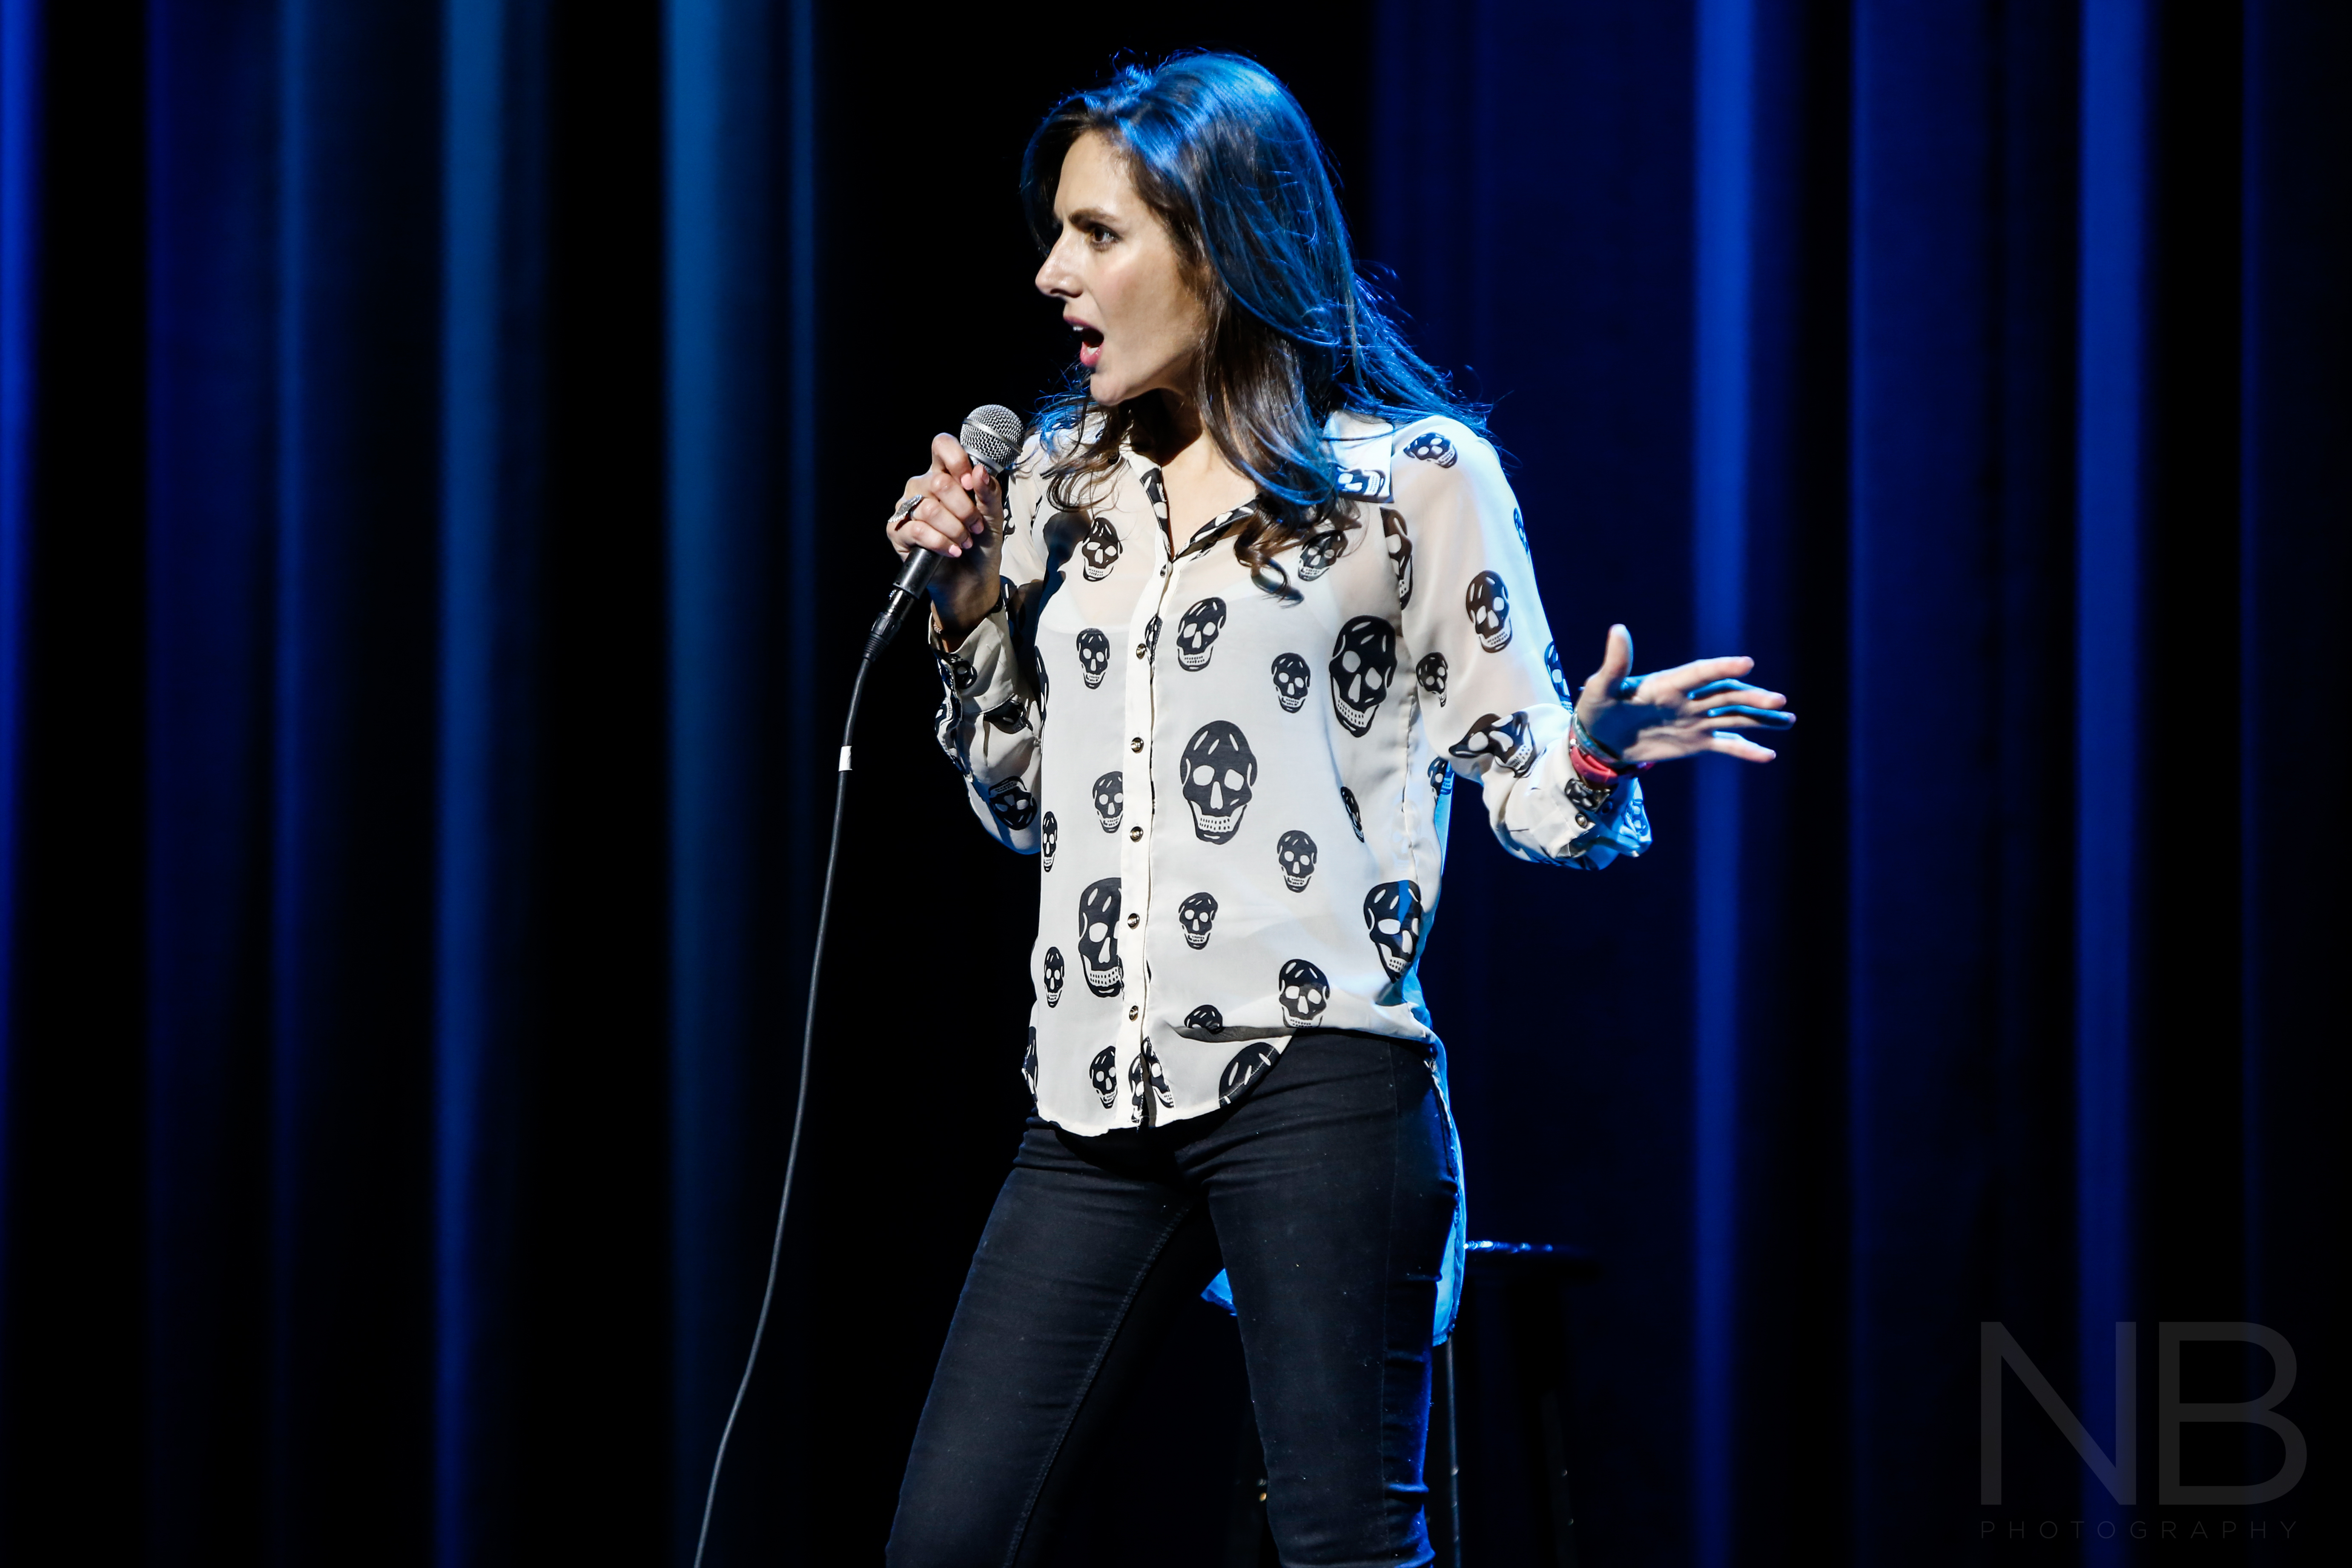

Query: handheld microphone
<box><xmin>867</xmin><ymin>404</ymin><xmax>1025</xmax><ymax>659</ymax></box>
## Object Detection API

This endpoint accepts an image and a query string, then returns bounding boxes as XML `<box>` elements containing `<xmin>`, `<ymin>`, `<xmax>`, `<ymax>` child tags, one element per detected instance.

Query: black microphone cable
<box><xmin>690</xmin><ymin>405</ymin><xmax>1023</xmax><ymax>1568</ymax></box>
<box><xmin>686</xmin><ymin>650</ymin><xmax>867</xmax><ymax>1568</ymax></box>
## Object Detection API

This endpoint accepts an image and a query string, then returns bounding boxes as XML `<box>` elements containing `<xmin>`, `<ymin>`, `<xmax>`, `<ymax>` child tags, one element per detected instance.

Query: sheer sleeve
<box><xmin>924</xmin><ymin>434</ymin><xmax>1051</xmax><ymax>853</ymax></box>
<box><xmin>1389</xmin><ymin>419</ymin><xmax>1651</xmax><ymax>868</ymax></box>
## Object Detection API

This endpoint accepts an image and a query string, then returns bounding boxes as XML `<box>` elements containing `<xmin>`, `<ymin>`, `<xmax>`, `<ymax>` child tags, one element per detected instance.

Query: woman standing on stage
<box><xmin>881</xmin><ymin>53</ymin><xmax>1790</xmax><ymax>1567</ymax></box>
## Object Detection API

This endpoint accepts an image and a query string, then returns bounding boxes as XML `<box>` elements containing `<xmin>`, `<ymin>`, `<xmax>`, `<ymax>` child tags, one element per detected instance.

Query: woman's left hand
<box><xmin>1575</xmin><ymin>623</ymin><xmax>1796</xmax><ymax>765</ymax></box>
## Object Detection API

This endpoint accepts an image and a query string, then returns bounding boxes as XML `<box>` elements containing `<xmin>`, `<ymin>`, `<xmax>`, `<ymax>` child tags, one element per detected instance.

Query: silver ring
<box><xmin>893</xmin><ymin>494</ymin><xmax>921</xmax><ymax>521</ymax></box>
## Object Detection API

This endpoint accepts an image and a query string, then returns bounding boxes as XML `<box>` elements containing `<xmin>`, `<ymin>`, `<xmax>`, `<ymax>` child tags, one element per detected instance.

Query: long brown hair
<box><xmin>1021</xmin><ymin>54</ymin><xmax>1482</xmax><ymax>593</ymax></box>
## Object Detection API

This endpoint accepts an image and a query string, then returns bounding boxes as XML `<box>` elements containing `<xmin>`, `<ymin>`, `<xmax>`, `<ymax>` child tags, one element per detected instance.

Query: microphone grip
<box><xmin>868</xmin><ymin>448</ymin><xmax>1006</xmax><ymax>661</ymax></box>
<box><xmin>866</xmin><ymin>545</ymin><xmax>942</xmax><ymax>661</ymax></box>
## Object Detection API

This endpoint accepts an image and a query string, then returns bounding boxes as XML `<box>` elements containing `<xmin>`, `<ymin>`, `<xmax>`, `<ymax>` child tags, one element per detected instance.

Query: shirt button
<box><xmin>1135</xmin><ymin>645</ymin><xmax>1146</xmax><ymax>659</ymax></box>
<box><xmin>1128</xmin><ymin>825</ymin><xmax>1143</xmax><ymax>840</ymax></box>
<box><xmin>1130</xmin><ymin>737</ymin><xmax>1143</xmax><ymax>752</ymax></box>
<box><xmin>1126</xmin><ymin>913</ymin><xmax>1139</xmax><ymax>928</ymax></box>
<box><xmin>1128</xmin><ymin>1006</ymin><xmax>1140</xmax><ymax>1020</ymax></box>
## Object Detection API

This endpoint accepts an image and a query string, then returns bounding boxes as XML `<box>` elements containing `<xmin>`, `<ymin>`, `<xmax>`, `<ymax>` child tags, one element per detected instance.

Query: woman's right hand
<box><xmin>887</xmin><ymin>433</ymin><xmax>1004</xmax><ymax>645</ymax></box>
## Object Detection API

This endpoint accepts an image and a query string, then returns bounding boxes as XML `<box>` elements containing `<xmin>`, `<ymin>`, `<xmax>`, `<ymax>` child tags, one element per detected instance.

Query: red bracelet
<box><xmin>1568</xmin><ymin>741</ymin><xmax>1627</xmax><ymax>788</ymax></box>
<box><xmin>1568</xmin><ymin>712</ymin><xmax>1650</xmax><ymax>784</ymax></box>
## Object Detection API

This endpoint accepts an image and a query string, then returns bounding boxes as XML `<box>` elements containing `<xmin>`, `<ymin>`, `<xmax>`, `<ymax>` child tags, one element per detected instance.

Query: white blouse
<box><xmin>931</xmin><ymin>409</ymin><xmax>1649</xmax><ymax>1140</ymax></box>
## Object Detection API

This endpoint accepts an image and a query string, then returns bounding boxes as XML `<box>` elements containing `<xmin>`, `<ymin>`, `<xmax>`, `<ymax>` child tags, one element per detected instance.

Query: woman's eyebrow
<box><xmin>1061</xmin><ymin>204</ymin><xmax>1116</xmax><ymax>228</ymax></box>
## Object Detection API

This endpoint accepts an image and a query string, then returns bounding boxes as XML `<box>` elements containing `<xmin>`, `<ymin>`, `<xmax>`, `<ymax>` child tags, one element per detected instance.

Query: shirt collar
<box><xmin>1116</xmin><ymin>407</ymin><xmax>1398</xmax><ymax>513</ymax></box>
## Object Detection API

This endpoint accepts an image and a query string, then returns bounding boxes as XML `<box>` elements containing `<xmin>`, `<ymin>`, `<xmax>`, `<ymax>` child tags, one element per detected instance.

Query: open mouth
<box><xmin>1070</xmin><ymin>318</ymin><xmax>1105</xmax><ymax>369</ymax></box>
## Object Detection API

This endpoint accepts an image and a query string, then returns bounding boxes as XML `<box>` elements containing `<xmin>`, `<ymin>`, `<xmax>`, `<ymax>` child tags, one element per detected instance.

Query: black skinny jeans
<box><xmin>886</xmin><ymin>1031</ymin><xmax>1459</xmax><ymax>1568</ymax></box>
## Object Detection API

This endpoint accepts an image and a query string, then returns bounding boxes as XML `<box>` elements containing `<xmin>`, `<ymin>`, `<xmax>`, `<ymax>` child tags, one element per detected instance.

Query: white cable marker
<box><xmin>838</xmin><ymin>746</ymin><xmax>853</xmax><ymax>772</ymax></box>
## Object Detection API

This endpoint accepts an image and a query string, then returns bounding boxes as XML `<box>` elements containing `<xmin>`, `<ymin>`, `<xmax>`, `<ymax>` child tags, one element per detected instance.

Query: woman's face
<box><xmin>1036</xmin><ymin>131</ymin><xmax>1207</xmax><ymax>407</ymax></box>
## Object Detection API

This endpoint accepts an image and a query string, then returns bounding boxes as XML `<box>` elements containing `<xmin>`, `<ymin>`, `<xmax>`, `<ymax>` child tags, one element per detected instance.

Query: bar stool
<box><xmin>1429</xmin><ymin>1240</ymin><xmax>1601</xmax><ymax>1568</ymax></box>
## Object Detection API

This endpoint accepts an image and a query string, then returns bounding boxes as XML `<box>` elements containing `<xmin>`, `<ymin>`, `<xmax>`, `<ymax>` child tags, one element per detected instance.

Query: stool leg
<box><xmin>1438</xmin><ymin>1338</ymin><xmax>1463</xmax><ymax>1567</ymax></box>
<box><xmin>1539</xmin><ymin>1388</ymin><xmax>1578</xmax><ymax>1568</ymax></box>
<box><xmin>1223</xmin><ymin>1405</ymin><xmax>1273</xmax><ymax>1568</ymax></box>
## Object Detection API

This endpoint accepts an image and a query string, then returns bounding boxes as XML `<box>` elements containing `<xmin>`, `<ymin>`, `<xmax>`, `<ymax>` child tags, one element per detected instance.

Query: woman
<box><xmin>882</xmin><ymin>53</ymin><xmax>1790</xmax><ymax>1567</ymax></box>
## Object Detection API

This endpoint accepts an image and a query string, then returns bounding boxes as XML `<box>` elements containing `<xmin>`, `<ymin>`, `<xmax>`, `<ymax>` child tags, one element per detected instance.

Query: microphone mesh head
<box><xmin>960</xmin><ymin>404</ymin><xmax>1025</xmax><ymax>474</ymax></box>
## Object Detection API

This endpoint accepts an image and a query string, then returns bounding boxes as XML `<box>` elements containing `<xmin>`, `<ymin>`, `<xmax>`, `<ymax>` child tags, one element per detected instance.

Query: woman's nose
<box><xmin>1035</xmin><ymin>234</ymin><xmax>1077</xmax><ymax>298</ymax></box>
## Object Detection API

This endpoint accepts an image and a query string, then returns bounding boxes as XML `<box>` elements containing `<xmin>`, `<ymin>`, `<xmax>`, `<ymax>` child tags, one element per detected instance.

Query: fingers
<box><xmin>887</xmin><ymin>486</ymin><xmax>981</xmax><ymax>554</ymax></box>
<box><xmin>1654</xmin><ymin>654</ymin><xmax>1755</xmax><ymax>695</ymax></box>
<box><xmin>1583</xmin><ymin>623</ymin><xmax>1633</xmax><ymax>698</ymax></box>
<box><xmin>929</xmin><ymin>432</ymin><xmax>975</xmax><ymax>481</ymax></box>
<box><xmin>889</xmin><ymin>479</ymin><xmax>991</xmax><ymax>558</ymax></box>
<box><xmin>886</xmin><ymin>434</ymin><xmax>999</xmax><ymax>562</ymax></box>
<box><xmin>969</xmin><ymin>464</ymin><xmax>1005</xmax><ymax>526</ymax></box>
<box><xmin>1697</xmin><ymin>705</ymin><xmax>1797</xmax><ymax>731</ymax></box>
<box><xmin>1710</xmin><ymin>731</ymin><xmax>1778</xmax><ymax>763</ymax></box>
<box><xmin>895</xmin><ymin>509</ymin><xmax>972</xmax><ymax>558</ymax></box>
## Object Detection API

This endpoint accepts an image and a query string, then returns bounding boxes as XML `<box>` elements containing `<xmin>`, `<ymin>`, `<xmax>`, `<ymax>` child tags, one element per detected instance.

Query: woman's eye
<box><xmin>1088</xmin><ymin>224</ymin><xmax>1114</xmax><ymax>246</ymax></box>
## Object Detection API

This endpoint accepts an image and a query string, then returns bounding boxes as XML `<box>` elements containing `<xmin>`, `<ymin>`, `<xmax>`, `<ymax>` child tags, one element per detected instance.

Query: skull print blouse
<box><xmin>930</xmin><ymin>411</ymin><xmax>1649</xmax><ymax>1139</ymax></box>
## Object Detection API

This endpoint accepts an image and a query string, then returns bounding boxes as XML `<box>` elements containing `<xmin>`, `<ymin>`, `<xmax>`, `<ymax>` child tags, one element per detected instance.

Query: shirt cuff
<box><xmin>928</xmin><ymin>603</ymin><xmax>1024</xmax><ymax>720</ymax></box>
<box><xmin>1569</xmin><ymin>775</ymin><xmax>1652</xmax><ymax>859</ymax></box>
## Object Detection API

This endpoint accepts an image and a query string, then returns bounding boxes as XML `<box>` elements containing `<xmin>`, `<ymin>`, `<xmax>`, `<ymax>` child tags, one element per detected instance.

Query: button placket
<box><xmin>1116</xmin><ymin>508</ymin><xmax>1180</xmax><ymax>1054</ymax></box>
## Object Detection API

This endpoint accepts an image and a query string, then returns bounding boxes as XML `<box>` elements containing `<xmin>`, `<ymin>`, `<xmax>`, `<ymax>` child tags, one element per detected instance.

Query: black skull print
<box><xmin>924</xmin><ymin>411</ymin><xmax>1651</xmax><ymax>1137</ymax></box>
<box><xmin>1416</xmin><ymin>651</ymin><xmax>1448</xmax><ymax>707</ymax></box>
<box><xmin>1181</xmin><ymin>721</ymin><xmax>1257</xmax><ymax>843</ymax></box>
<box><xmin>1276</xmin><ymin>830</ymin><xmax>1318</xmax><ymax>892</ymax></box>
<box><xmin>1278</xmin><ymin>959</ymin><xmax>1331</xmax><ymax>1027</ymax></box>
<box><xmin>1129</xmin><ymin>1040</ymin><xmax>1173</xmax><ymax>1113</ymax></box>
<box><xmin>1361</xmin><ymin>881</ymin><xmax>1427</xmax><ymax>982</ymax></box>
<box><xmin>1270</xmin><ymin>652</ymin><xmax>1311</xmax><ymax>712</ymax></box>
<box><xmin>1175</xmin><ymin>597</ymin><xmax>1228</xmax><ymax>670</ymax></box>
<box><xmin>1402</xmin><ymin>430</ymin><xmax>1458</xmax><ymax>467</ymax></box>
<box><xmin>1465</xmin><ymin>571</ymin><xmax>1512</xmax><ymax>651</ymax></box>
<box><xmin>1092</xmin><ymin>770</ymin><xmax>1125</xmax><ymax>832</ymax></box>
<box><xmin>1078</xmin><ymin>878</ymin><xmax>1123</xmax><ymax>997</ymax></box>
<box><xmin>1219</xmin><ymin>1041</ymin><xmax>1281</xmax><ymax>1104</ymax></box>
<box><xmin>1382</xmin><ymin>509</ymin><xmax>1414</xmax><ymax>608</ymax></box>
<box><xmin>1449</xmin><ymin>711</ymin><xmax>1538</xmax><ymax>777</ymax></box>
<box><xmin>1076</xmin><ymin>627</ymin><xmax>1111</xmax><ymax>688</ymax></box>
<box><xmin>1328</xmin><ymin>616</ymin><xmax>1397</xmax><ymax>736</ymax></box>
<box><xmin>987</xmin><ymin>777</ymin><xmax>1037</xmax><ymax>830</ymax></box>
<box><xmin>1297</xmin><ymin>528</ymin><xmax>1345</xmax><ymax>581</ymax></box>
<box><xmin>1178</xmin><ymin>890</ymin><xmax>1219</xmax><ymax>949</ymax></box>
<box><xmin>1079</xmin><ymin>514</ymin><xmax>1122</xmax><ymax>580</ymax></box>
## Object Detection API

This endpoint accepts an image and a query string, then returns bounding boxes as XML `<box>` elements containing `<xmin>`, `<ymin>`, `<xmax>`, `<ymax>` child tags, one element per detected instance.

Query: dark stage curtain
<box><xmin>1374</xmin><ymin>1</ymin><xmax>2346</xmax><ymax>1564</ymax></box>
<box><xmin>0</xmin><ymin>3</ymin><xmax>2342</xmax><ymax>1565</ymax></box>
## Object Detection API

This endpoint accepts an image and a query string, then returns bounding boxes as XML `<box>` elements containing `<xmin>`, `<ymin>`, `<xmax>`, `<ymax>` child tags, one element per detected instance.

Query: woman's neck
<box><xmin>1135</xmin><ymin>390</ymin><xmax>1258</xmax><ymax>545</ymax></box>
<box><xmin>1134</xmin><ymin>387</ymin><xmax>1207</xmax><ymax>464</ymax></box>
